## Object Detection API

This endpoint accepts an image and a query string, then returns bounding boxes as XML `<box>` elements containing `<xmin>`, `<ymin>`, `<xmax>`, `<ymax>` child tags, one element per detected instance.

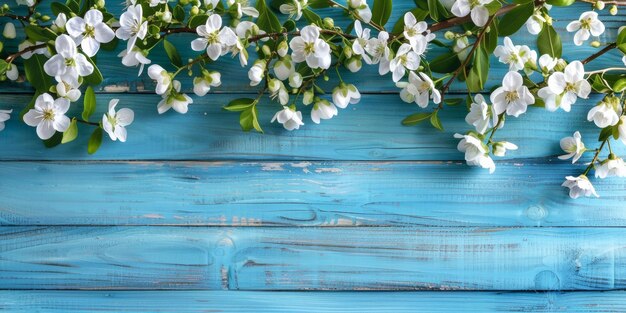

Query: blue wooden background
<box><xmin>2</xmin><ymin>1</ymin><xmax>626</xmax><ymax>311</ymax></box>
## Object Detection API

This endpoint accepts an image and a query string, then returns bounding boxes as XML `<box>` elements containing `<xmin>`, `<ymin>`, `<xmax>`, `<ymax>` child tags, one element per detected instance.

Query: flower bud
<box><xmin>595</xmin><ymin>0</ymin><xmax>605</xmax><ymax>10</ymax></box>
<box><xmin>191</xmin><ymin>5</ymin><xmax>199</xmax><ymax>15</ymax></box>
<box><xmin>590</xmin><ymin>41</ymin><xmax>601</xmax><ymax>48</ymax></box>
<box><xmin>303</xmin><ymin>89</ymin><xmax>314</xmax><ymax>105</ymax></box>
<box><xmin>262</xmin><ymin>44</ymin><xmax>271</xmax><ymax>57</ymax></box>
<box><xmin>554</xmin><ymin>59</ymin><xmax>567</xmax><ymax>72</ymax></box>
<box><xmin>492</xmin><ymin>141</ymin><xmax>518</xmax><ymax>157</ymax></box>
<box><xmin>162</xmin><ymin>11</ymin><xmax>172</xmax><ymax>23</ymax></box>
<box><xmin>323</xmin><ymin>17</ymin><xmax>334</xmax><ymax>28</ymax></box>
<box><xmin>465</xmin><ymin>30</ymin><xmax>472</xmax><ymax>36</ymax></box>
<box><xmin>288</xmin><ymin>72</ymin><xmax>303</xmax><ymax>88</ymax></box>
<box><xmin>268</xmin><ymin>78</ymin><xmax>281</xmax><ymax>93</ymax></box>
<box><xmin>96</xmin><ymin>0</ymin><xmax>105</xmax><ymax>8</ymax></box>
<box><xmin>346</xmin><ymin>57</ymin><xmax>362</xmax><ymax>73</ymax></box>
<box><xmin>2</xmin><ymin>4</ymin><xmax>9</xmax><ymax>10</ymax></box>
<box><xmin>40</xmin><ymin>15</ymin><xmax>50</xmax><ymax>22</ymax></box>
<box><xmin>6</xmin><ymin>63</ymin><xmax>18</xmax><ymax>81</ymax></box>
<box><xmin>3</xmin><ymin>22</ymin><xmax>16</xmax><ymax>39</ymax></box>
<box><xmin>444</xmin><ymin>31</ymin><xmax>455</xmax><ymax>40</ymax></box>
<box><xmin>343</xmin><ymin>46</ymin><xmax>352</xmax><ymax>58</ymax></box>
<box><xmin>277</xmin><ymin>41</ymin><xmax>288</xmax><ymax>57</ymax></box>
<box><xmin>610</xmin><ymin>5</ymin><xmax>617</xmax><ymax>15</ymax></box>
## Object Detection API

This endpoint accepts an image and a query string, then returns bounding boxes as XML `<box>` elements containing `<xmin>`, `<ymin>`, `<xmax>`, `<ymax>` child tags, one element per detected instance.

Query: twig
<box><xmin>581</xmin><ymin>43</ymin><xmax>617</xmax><ymax>65</ymax></box>
<box><xmin>5</xmin><ymin>43</ymin><xmax>47</xmax><ymax>63</ymax></box>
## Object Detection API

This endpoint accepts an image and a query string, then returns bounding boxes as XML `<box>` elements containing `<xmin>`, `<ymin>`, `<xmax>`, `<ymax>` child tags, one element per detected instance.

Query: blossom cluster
<box><xmin>0</xmin><ymin>0</ymin><xmax>625</xmax><ymax>198</ymax></box>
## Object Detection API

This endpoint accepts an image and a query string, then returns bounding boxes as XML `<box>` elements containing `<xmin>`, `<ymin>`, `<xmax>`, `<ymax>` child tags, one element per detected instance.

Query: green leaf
<box><xmin>51</xmin><ymin>2</ymin><xmax>72</xmax><ymax>16</ymax></box>
<box><xmin>24</xmin><ymin>54</ymin><xmax>52</xmax><ymax>92</ymax></box>
<box><xmin>537</xmin><ymin>25</ymin><xmax>562</xmax><ymax>58</ymax></box>
<box><xmin>83</xmin><ymin>56</ymin><xmax>103</xmax><ymax>85</ymax></box>
<box><xmin>239</xmin><ymin>105</ymin><xmax>263</xmax><ymax>133</ymax></box>
<box><xmin>402</xmin><ymin>112</ymin><xmax>431</xmax><ymax>126</ymax></box>
<box><xmin>62</xmin><ymin>119</ymin><xmax>78</xmax><ymax>144</ymax></box>
<box><xmin>20</xmin><ymin>92</ymin><xmax>40</xmax><ymax>120</ymax></box>
<box><xmin>546</xmin><ymin>0</ymin><xmax>575</xmax><ymax>6</ymax></box>
<box><xmin>173</xmin><ymin>5</ymin><xmax>185</xmax><ymax>21</ymax></box>
<box><xmin>430</xmin><ymin>110</ymin><xmax>444</xmax><ymax>131</ymax></box>
<box><xmin>498</xmin><ymin>2</ymin><xmax>534</xmax><ymax>36</ymax></box>
<box><xmin>66</xmin><ymin>0</ymin><xmax>80</xmax><ymax>12</ymax></box>
<box><xmin>484</xmin><ymin>19</ymin><xmax>498</xmax><ymax>53</ymax></box>
<box><xmin>444</xmin><ymin>98</ymin><xmax>463</xmax><ymax>106</ymax></box>
<box><xmin>163</xmin><ymin>39</ymin><xmax>183</xmax><ymax>67</ymax></box>
<box><xmin>256</xmin><ymin>0</ymin><xmax>282</xmax><ymax>33</ymax></box>
<box><xmin>590</xmin><ymin>74</ymin><xmax>612</xmax><ymax>93</ymax></box>
<box><xmin>429</xmin><ymin>52</ymin><xmax>461</xmax><ymax>73</ymax></box>
<box><xmin>24</xmin><ymin>25</ymin><xmax>57</xmax><ymax>42</ymax></box>
<box><xmin>82</xmin><ymin>86</ymin><xmax>96</xmax><ymax>121</ymax></box>
<box><xmin>308</xmin><ymin>0</ymin><xmax>331</xmax><ymax>8</ymax></box>
<box><xmin>224</xmin><ymin>98</ymin><xmax>255</xmax><ymax>111</ymax></box>
<box><xmin>188</xmin><ymin>14</ymin><xmax>209</xmax><ymax>28</ymax></box>
<box><xmin>427</xmin><ymin>0</ymin><xmax>440</xmax><ymax>21</ymax></box>
<box><xmin>43</xmin><ymin>131</ymin><xmax>63</xmax><ymax>148</ymax></box>
<box><xmin>0</xmin><ymin>60</ymin><xmax>8</xmax><ymax>74</ymax></box>
<box><xmin>392</xmin><ymin>8</ymin><xmax>429</xmax><ymax>34</ymax></box>
<box><xmin>599</xmin><ymin>126</ymin><xmax>613</xmax><ymax>142</ymax></box>
<box><xmin>613</xmin><ymin>78</ymin><xmax>626</xmax><ymax>92</ymax></box>
<box><xmin>302</xmin><ymin>8</ymin><xmax>322</xmax><ymax>25</ymax></box>
<box><xmin>88</xmin><ymin>127</ymin><xmax>103</xmax><ymax>154</ymax></box>
<box><xmin>618</xmin><ymin>27</ymin><xmax>626</xmax><ymax>45</ymax></box>
<box><xmin>372</xmin><ymin>0</ymin><xmax>392</xmax><ymax>26</ymax></box>
<box><xmin>467</xmin><ymin>43</ymin><xmax>489</xmax><ymax>92</ymax></box>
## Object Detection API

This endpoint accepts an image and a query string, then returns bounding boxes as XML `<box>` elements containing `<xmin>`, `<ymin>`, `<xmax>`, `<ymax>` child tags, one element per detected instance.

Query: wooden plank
<box><xmin>2</xmin><ymin>161</ymin><xmax>626</xmax><ymax>227</ymax></box>
<box><xmin>1</xmin><ymin>2</ymin><xmax>624</xmax><ymax>94</ymax></box>
<box><xmin>2</xmin><ymin>226</ymin><xmax>626</xmax><ymax>290</ymax></box>
<box><xmin>2</xmin><ymin>290</ymin><xmax>626</xmax><ymax>312</ymax></box>
<box><xmin>0</xmin><ymin>93</ymin><xmax>621</xmax><ymax>161</ymax></box>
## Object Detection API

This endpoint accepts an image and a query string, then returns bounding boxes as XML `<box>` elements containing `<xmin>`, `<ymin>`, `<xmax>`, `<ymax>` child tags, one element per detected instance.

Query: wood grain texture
<box><xmin>2</xmin><ymin>290</ymin><xmax>626</xmax><ymax>312</ymax></box>
<box><xmin>2</xmin><ymin>161</ymin><xmax>626</xmax><ymax>227</ymax></box>
<box><xmin>0</xmin><ymin>93</ymin><xmax>622</xmax><ymax>161</ymax></box>
<box><xmin>2</xmin><ymin>226</ymin><xmax>626</xmax><ymax>290</ymax></box>
<box><xmin>1</xmin><ymin>2</ymin><xmax>624</xmax><ymax>94</ymax></box>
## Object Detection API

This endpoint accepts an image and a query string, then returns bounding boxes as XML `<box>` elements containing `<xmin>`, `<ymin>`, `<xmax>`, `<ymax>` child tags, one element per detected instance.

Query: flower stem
<box><xmin>583</xmin><ymin>140</ymin><xmax>607</xmax><ymax>175</ymax></box>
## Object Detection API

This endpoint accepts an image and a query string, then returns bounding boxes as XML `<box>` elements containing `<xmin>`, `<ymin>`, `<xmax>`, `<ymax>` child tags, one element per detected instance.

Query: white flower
<box><xmin>0</xmin><ymin>109</ymin><xmax>12</xmax><ymax>132</ymax></box>
<box><xmin>44</xmin><ymin>34</ymin><xmax>94</xmax><ymax>81</ymax></box>
<box><xmin>149</xmin><ymin>0</ymin><xmax>167</xmax><ymax>7</ymax></box>
<box><xmin>526</xmin><ymin>10</ymin><xmax>546</xmax><ymax>35</ymax></box>
<box><xmin>102</xmin><ymin>99</ymin><xmax>134</xmax><ymax>142</ymax></box>
<box><xmin>192</xmin><ymin>14</ymin><xmax>238</xmax><ymax>61</ymax></box>
<box><xmin>18</xmin><ymin>40</ymin><xmax>50</xmax><ymax>59</ymax></box>
<box><xmin>332</xmin><ymin>83</ymin><xmax>361</xmax><ymax>109</ymax></box>
<box><xmin>148</xmin><ymin>64</ymin><xmax>172</xmax><ymax>95</ymax></box>
<box><xmin>352</xmin><ymin>20</ymin><xmax>371</xmax><ymax>63</ymax></box>
<box><xmin>490</xmin><ymin>71</ymin><xmax>534</xmax><ymax>117</ymax></box>
<box><xmin>288</xmin><ymin>72</ymin><xmax>303</xmax><ymax>88</ymax></box>
<box><xmin>346</xmin><ymin>57</ymin><xmax>362</xmax><ymax>72</ymax></box>
<box><xmin>492</xmin><ymin>141</ymin><xmax>517</xmax><ymax>157</ymax></box>
<box><xmin>229</xmin><ymin>0</ymin><xmax>259</xmax><ymax>18</ymax></box>
<box><xmin>52</xmin><ymin>13</ymin><xmax>67</xmax><ymax>33</ymax></box>
<box><xmin>66</xmin><ymin>9</ymin><xmax>115</xmax><ymax>57</ymax></box>
<box><xmin>277</xmin><ymin>41</ymin><xmax>289</xmax><ymax>57</ymax></box>
<box><xmin>157</xmin><ymin>80</ymin><xmax>193</xmax><ymax>114</ymax></box>
<box><xmin>311</xmin><ymin>98</ymin><xmax>338</xmax><ymax>124</ymax></box>
<box><xmin>248</xmin><ymin>60</ymin><xmax>266</xmax><ymax>86</ymax></box>
<box><xmin>364</xmin><ymin>31</ymin><xmax>391</xmax><ymax>75</ymax></box>
<box><xmin>279</xmin><ymin>0</ymin><xmax>304</xmax><ymax>20</ymax></box>
<box><xmin>566</xmin><ymin>11</ymin><xmax>605</xmax><ymax>46</ymax></box>
<box><xmin>6</xmin><ymin>64</ymin><xmax>18</xmax><ymax>81</ymax></box>
<box><xmin>268</xmin><ymin>79</ymin><xmax>290</xmax><ymax>105</ymax></box>
<box><xmin>289</xmin><ymin>25</ymin><xmax>331</xmax><ymax>70</ymax></box>
<box><xmin>118</xmin><ymin>48</ymin><xmax>151</xmax><ymax>76</ymax></box>
<box><xmin>587</xmin><ymin>96</ymin><xmax>622</xmax><ymax>128</ymax></box>
<box><xmin>465</xmin><ymin>94</ymin><xmax>499</xmax><ymax>134</ymax></box>
<box><xmin>538</xmin><ymin>54</ymin><xmax>558</xmax><ymax>73</ymax></box>
<box><xmin>451</xmin><ymin>0</ymin><xmax>494</xmax><ymax>27</ymax></box>
<box><xmin>596</xmin><ymin>157</ymin><xmax>626</xmax><ymax>179</ymax></box>
<box><xmin>3</xmin><ymin>22</ymin><xmax>16</xmax><ymax>39</ymax></box>
<box><xmin>397</xmin><ymin>71</ymin><xmax>440</xmax><ymax>108</ymax></box>
<box><xmin>272</xmin><ymin>106</ymin><xmax>304</xmax><ymax>130</ymax></box>
<box><xmin>619</xmin><ymin>116</ymin><xmax>626</xmax><ymax>144</ymax></box>
<box><xmin>562</xmin><ymin>175</ymin><xmax>598</xmax><ymax>199</ymax></box>
<box><xmin>389</xmin><ymin>43</ymin><xmax>419</xmax><ymax>82</ymax></box>
<box><xmin>402</xmin><ymin>12</ymin><xmax>430</xmax><ymax>50</ymax></box>
<box><xmin>454</xmin><ymin>133</ymin><xmax>495</xmax><ymax>173</ymax></box>
<box><xmin>558</xmin><ymin>131</ymin><xmax>586</xmax><ymax>163</ymax></box>
<box><xmin>348</xmin><ymin>0</ymin><xmax>372</xmax><ymax>23</ymax></box>
<box><xmin>23</xmin><ymin>93</ymin><xmax>71</xmax><ymax>140</ymax></box>
<box><xmin>235</xmin><ymin>21</ymin><xmax>264</xmax><ymax>40</ymax></box>
<box><xmin>55</xmin><ymin>77</ymin><xmax>81</xmax><ymax>102</ymax></box>
<box><xmin>538</xmin><ymin>61</ymin><xmax>590</xmax><ymax>112</ymax></box>
<box><xmin>193</xmin><ymin>71</ymin><xmax>221</xmax><ymax>96</ymax></box>
<box><xmin>494</xmin><ymin>37</ymin><xmax>525</xmax><ymax>72</ymax></box>
<box><xmin>116</xmin><ymin>4</ymin><xmax>148</xmax><ymax>52</ymax></box>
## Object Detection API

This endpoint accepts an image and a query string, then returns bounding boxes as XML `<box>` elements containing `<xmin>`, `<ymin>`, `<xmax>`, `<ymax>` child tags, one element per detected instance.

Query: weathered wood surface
<box><xmin>1</xmin><ymin>94</ymin><xmax>622</xmax><ymax>161</ymax></box>
<box><xmin>2</xmin><ymin>290</ymin><xmax>626</xmax><ymax>312</ymax></box>
<box><xmin>2</xmin><ymin>161</ymin><xmax>625</xmax><ymax>227</ymax></box>
<box><xmin>2</xmin><ymin>226</ymin><xmax>626</xmax><ymax>290</ymax></box>
<box><xmin>1</xmin><ymin>2</ymin><xmax>624</xmax><ymax>94</ymax></box>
